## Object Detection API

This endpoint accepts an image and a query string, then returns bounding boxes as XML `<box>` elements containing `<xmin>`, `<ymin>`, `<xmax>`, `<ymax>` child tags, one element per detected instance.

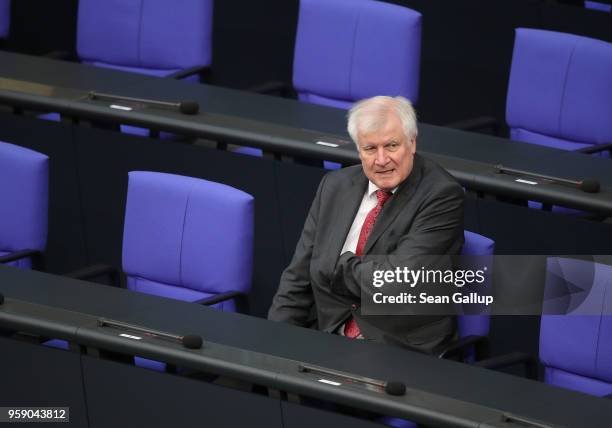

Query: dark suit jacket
<box><xmin>268</xmin><ymin>154</ymin><xmax>465</xmax><ymax>353</ymax></box>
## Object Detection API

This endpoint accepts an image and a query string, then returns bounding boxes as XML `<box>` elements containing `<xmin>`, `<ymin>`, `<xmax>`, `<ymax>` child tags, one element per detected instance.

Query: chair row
<box><xmin>2</xmin><ymin>139</ymin><xmax>612</xmax><ymax>401</ymax></box>
<box><xmin>3</xmin><ymin>0</ymin><xmax>608</xmax><ymax>157</ymax></box>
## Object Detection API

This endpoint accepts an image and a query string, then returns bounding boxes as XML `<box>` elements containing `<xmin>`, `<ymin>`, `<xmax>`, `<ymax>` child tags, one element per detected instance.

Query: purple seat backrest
<box><xmin>458</xmin><ymin>231</ymin><xmax>495</xmax><ymax>338</ymax></box>
<box><xmin>540</xmin><ymin>257</ymin><xmax>612</xmax><ymax>396</ymax></box>
<box><xmin>584</xmin><ymin>1</ymin><xmax>612</xmax><ymax>12</ymax></box>
<box><xmin>0</xmin><ymin>141</ymin><xmax>48</xmax><ymax>268</ymax></box>
<box><xmin>507</xmin><ymin>28</ymin><xmax>612</xmax><ymax>150</ymax></box>
<box><xmin>122</xmin><ymin>171</ymin><xmax>254</xmax><ymax>299</ymax></box>
<box><xmin>77</xmin><ymin>0</ymin><xmax>213</xmax><ymax>76</ymax></box>
<box><xmin>293</xmin><ymin>0</ymin><xmax>421</xmax><ymax>109</ymax></box>
<box><xmin>0</xmin><ymin>0</ymin><xmax>9</xmax><ymax>39</ymax></box>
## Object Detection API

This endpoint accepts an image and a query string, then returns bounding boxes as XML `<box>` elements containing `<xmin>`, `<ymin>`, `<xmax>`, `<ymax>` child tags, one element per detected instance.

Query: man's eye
<box><xmin>363</xmin><ymin>147</ymin><xmax>374</xmax><ymax>152</ymax></box>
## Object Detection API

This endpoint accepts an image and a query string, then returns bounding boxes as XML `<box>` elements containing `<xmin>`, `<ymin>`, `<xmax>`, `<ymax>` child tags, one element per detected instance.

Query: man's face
<box><xmin>357</xmin><ymin>113</ymin><xmax>416</xmax><ymax>191</ymax></box>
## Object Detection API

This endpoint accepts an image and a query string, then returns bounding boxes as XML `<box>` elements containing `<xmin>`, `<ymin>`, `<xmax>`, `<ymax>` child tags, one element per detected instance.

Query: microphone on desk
<box><xmin>494</xmin><ymin>164</ymin><xmax>600</xmax><ymax>193</ymax></box>
<box><xmin>98</xmin><ymin>317</ymin><xmax>203</xmax><ymax>349</ymax></box>
<box><xmin>298</xmin><ymin>363</ymin><xmax>406</xmax><ymax>396</ymax></box>
<box><xmin>87</xmin><ymin>91</ymin><xmax>200</xmax><ymax>115</ymax></box>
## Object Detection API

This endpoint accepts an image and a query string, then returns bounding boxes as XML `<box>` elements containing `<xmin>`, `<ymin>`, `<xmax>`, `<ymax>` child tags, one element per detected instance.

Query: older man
<box><xmin>268</xmin><ymin>96</ymin><xmax>464</xmax><ymax>353</ymax></box>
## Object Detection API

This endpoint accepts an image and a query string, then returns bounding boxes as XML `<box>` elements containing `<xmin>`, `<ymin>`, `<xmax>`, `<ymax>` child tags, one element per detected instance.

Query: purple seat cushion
<box><xmin>0</xmin><ymin>0</ymin><xmax>9</xmax><ymax>39</ymax></box>
<box><xmin>0</xmin><ymin>141</ymin><xmax>48</xmax><ymax>259</ymax></box>
<box><xmin>297</xmin><ymin>93</ymin><xmax>353</xmax><ymax>110</ymax></box>
<box><xmin>77</xmin><ymin>0</ymin><xmax>213</xmax><ymax>71</ymax></box>
<box><xmin>122</xmin><ymin>171</ymin><xmax>253</xmax><ymax>301</ymax></box>
<box><xmin>293</xmin><ymin>0</ymin><xmax>421</xmax><ymax>106</ymax></box>
<box><xmin>584</xmin><ymin>1</ymin><xmax>612</xmax><ymax>12</ymax></box>
<box><xmin>540</xmin><ymin>258</ymin><xmax>612</xmax><ymax>394</ymax></box>
<box><xmin>507</xmin><ymin>29</ymin><xmax>612</xmax><ymax>149</ymax></box>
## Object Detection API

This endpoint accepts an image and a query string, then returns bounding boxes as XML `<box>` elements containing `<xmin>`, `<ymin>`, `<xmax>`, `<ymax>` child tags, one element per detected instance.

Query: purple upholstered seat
<box><xmin>584</xmin><ymin>1</ymin><xmax>612</xmax><ymax>12</ymax></box>
<box><xmin>458</xmin><ymin>231</ymin><xmax>494</xmax><ymax>338</ymax></box>
<box><xmin>294</xmin><ymin>0</ymin><xmax>421</xmax><ymax>109</ymax></box>
<box><xmin>507</xmin><ymin>28</ymin><xmax>612</xmax><ymax>152</ymax></box>
<box><xmin>540</xmin><ymin>257</ymin><xmax>612</xmax><ymax>396</ymax></box>
<box><xmin>239</xmin><ymin>0</ymin><xmax>421</xmax><ymax>166</ymax></box>
<box><xmin>0</xmin><ymin>141</ymin><xmax>48</xmax><ymax>269</ymax></box>
<box><xmin>77</xmin><ymin>0</ymin><xmax>213</xmax><ymax>78</ymax></box>
<box><xmin>0</xmin><ymin>0</ymin><xmax>10</xmax><ymax>39</ymax></box>
<box><xmin>123</xmin><ymin>172</ymin><xmax>254</xmax><ymax>311</ymax></box>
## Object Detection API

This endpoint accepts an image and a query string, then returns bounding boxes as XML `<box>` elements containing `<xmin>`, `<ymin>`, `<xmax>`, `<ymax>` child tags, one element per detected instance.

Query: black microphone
<box><xmin>494</xmin><ymin>164</ymin><xmax>600</xmax><ymax>193</ymax></box>
<box><xmin>88</xmin><ymin>91</ymin><xmax>200</xmax><ymax>115</ymax></box>
<box><xmin>98</xmin><ymin>318</ymin><xmax>203</xmax><ymax>349</ymax></box>
<box><xmin>298</xmin><ymin>363</ymin><xmax>406</xmax><ymax>396</ymax></box>
<box><xmin>0</xmin><ymin>292</ymin><xmax>4</xmax><ymax>305</ymax></box>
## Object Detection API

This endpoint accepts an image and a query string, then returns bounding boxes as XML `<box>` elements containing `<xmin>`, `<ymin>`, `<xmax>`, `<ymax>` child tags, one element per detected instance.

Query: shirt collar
<box><xmin>367</xmin><ymin>181</ymin><xmax>398</xmax><ymax>197</ymax></box>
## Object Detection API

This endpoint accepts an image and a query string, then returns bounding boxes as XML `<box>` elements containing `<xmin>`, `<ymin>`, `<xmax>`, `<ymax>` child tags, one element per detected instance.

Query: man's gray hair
<box><xmin>347</xmin><ymin>96</ymin><xmax>418</xmax><ymax>146</ymax></box>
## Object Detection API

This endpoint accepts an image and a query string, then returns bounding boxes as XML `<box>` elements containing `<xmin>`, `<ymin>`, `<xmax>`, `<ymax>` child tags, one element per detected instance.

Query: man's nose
<box><xmin>374</xmin><ymin>147</ymin><xmax>389</xmax><ymax>165</ymax></box>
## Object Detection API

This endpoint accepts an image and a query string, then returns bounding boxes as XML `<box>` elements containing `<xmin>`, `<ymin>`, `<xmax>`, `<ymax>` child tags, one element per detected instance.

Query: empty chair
<box><xmin>77</xmin><ymin>0</ymin><xmax>213</xmax><ymax>79</ymax></box>
<box><xmin>41</xmin><ymin>0</ymin><xmax>213</xmax><ymax>134</ymax></box>
<box><xmin>46</xmin><ymin>171</ymin><xmax>254</xmax><ymax>364</ymax></box>
<box><xmin>122</xmin><ymin>171</ymin><xmax>254</xmax><ymax>311</ymax></box>
<box><xmin>506</xmin><ymin>28</ymin><xmax>612</xmax><ymax>153</ymax></box>
<box><xmin>540</xmin><ymin>257</ymin><xmax>612</xmax><ymax>396</ymax></box>
<box><xmin>0</xmin><ymin>141</ymin><xmax>48</xmax><ymax>270</ymax></box>
<box><xmin>0</xmin><ymin>0</ymin><xmax>9</xmax><ymax>39</ymax></box>
<box><xmin>241</xmin><ymin>0</ymin><xmax>421</xmax><ymax>163</ymax></box>
<box><xmin>294</xmin><ymin>0</ymin><xmax>421</xmax><ymax>109</ymax></box>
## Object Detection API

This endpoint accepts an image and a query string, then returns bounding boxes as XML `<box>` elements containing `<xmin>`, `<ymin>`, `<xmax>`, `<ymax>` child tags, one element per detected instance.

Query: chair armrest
<box><xmin>446</xmin><ymin>116</ymin><xmax>501</xmax><ymax>136</ymax></box>
<box><xmin>436</xmin><ymin>334</ymin><xmax>490</xmax><ymax>360</ymax></box>
<box><xmin>193</xmin><ymin>291</ymin><xmax>249</xmax><ymax>313</ymax></box>
<box><xmin>64</xmin><ymin>264</ymin><xmax>123</xmax><ymax>288</ymax></box>
<box><xmin>165</xmin><ymin>64</ymin><xmax>211</xmax><ymax>81</ymax></box>
<box><xmin>248</xmin><ymin>81</ymin><xmax>296</xmax><ymax>98</ymax></box>
<box><xmin>575</xmin><ymin>143</ymin><xmax>612</xmax><ymax>155</ymax></box>
<box><xmin>474</xmin><ymin>351</ymin><xmax>538</xmax><ymax>380</ymax></box>
<box><xmin>0</xmin><ymin>249</ymin><xmax>43</xmax><ymax>269</ymax></box>
<box><xmin>43</xmin><ymin>50</ymin><xmax>76</xmax><ymax>61</ymax></box>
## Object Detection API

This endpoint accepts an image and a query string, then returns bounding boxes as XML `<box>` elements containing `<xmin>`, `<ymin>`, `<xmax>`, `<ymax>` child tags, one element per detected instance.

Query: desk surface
<box><xmin>2</xmin><ymin>264</ymin><xmax>612</xmax><ymax>427</ymax></box>
<box><xmin>0</xmin><ymin>51</ymin><xmax>610</xmax><ymax>215</ymax></box>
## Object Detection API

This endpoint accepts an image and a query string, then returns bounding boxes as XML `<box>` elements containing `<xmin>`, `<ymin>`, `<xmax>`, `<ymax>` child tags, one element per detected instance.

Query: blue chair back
<box><xmin>77</xmin><ymin>0</ymin><xmax>213</xmax><ymax>77</ymax></box>
<box><xmin>458</xmin><ymin>231</ymin><xmax>495</xmax><ymax>339</ymax></box>
<box><xmin>540</xmin><ymin>257</ymin><xmax>612</xmax><ymax>396</ymax></box>
<box><xmin>506</xmin><ymin>28</ymin><xmax>612</xmax><ymax>151</ymax></box>
<box><xmin>293</xmin><ymin>0</ymin><xmax>421</xmax><ymax>109</ymax></box>
<box><xmin>0</xmin><ymin>141</ymin><xmax>48</xmax><ymax>269</ymax></box>
<box><xmin>0</xmin><ymin>0</ymin><xmax>9</xmax><ymax>39</ymax></box>
<box><xmin>584</xmin><ymin>1</ymin><xmax>612</xmax><ymax>12</ymax></box>
<box><xmin>122</xmin><ymin>171</ymin><xmax>254</xmax><ymax>311</ymax></box>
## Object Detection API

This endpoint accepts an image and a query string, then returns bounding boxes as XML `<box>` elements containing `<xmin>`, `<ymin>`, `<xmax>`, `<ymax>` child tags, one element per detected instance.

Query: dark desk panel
<box><xmin>82</xmin><ymin>356</ymin><xmax>283</xmax><ymax>428</ymax></box>
<box><xmin>0</xmin><ymin>51</ymin><xmax>152</xmax><ymax>93</ymax></box>
<box><xmin>0</xmin><ymin>338</ymin><xmax>88</xmax><ymax>428</ymax></box>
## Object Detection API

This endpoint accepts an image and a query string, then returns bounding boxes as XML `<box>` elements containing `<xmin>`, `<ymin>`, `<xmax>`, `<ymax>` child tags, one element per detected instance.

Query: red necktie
<box><xmin>344</xmin><ymin>189</ymin><xmax>393</xmax><ymax>338</ymax></box>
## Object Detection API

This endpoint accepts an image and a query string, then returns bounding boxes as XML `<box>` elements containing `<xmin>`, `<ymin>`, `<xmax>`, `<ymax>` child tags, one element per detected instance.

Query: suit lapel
<box><xmin>363</xmin><ymin>154</ymin><xmax>423</xmax><ymax>254</ymax></box>
<box><xmin>327</xmin><ymin>171</ymin><xmax>368</xmax><ymax>260</ymax></box>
